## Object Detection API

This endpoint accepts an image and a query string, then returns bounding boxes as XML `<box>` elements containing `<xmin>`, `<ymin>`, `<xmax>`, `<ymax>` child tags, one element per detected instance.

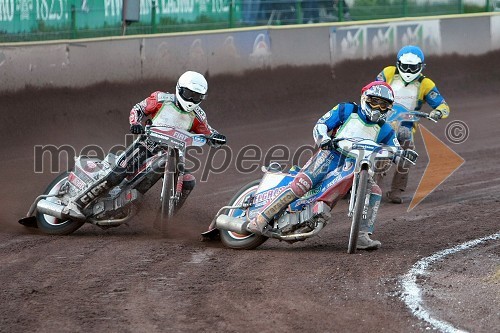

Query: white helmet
<box><xmin>176</xmin><ymin>71</ymin><xmax>208</xmax><ymax>112</ymax></box>
<box><xmin>396</xmin><ymin>45</ymin><xmax>425</xmax><ymax>83</ymax></box>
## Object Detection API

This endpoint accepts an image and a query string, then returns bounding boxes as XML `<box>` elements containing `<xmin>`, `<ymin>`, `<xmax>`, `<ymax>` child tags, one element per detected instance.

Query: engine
<box><xmin>276</xmin><ymin>201</ymin><xmax>331</xmax><ymax>235</ymax></box>
<box><xmin>65</xmin><ymin>155</ymin><xmax>140</xmax><ymax>222</ymax></box>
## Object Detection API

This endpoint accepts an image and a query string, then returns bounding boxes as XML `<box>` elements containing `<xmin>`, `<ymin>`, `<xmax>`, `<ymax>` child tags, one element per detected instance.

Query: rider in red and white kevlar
<box><xmin>74</xmin><ymin>71</ymin><xmax>226</xmax><ymax>211</ymax></box>
<box><xmin>246</xmin><ymin>81</ymin><xmax>418</xmax><ymax>250</ymax></box>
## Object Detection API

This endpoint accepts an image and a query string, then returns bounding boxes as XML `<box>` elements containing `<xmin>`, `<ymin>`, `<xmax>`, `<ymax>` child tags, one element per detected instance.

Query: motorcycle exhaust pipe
<box><xmin>37</xmin><ymin>199</ymin><xmax>67</xmax><ymax>219</ymax></box>
<box><xmin>216</xmin><ymin>214</ymin><xmax>326</xmax><ymax>241</ymax></box>
<box><xmin>36</xmin><ymin>199</ymin><xmax>85</xmax><ymax>220</ymax></box>
<box><xmin>215</xmin><ymin>214</ymin><xmax>248</xmax><ymax>234</ymax></box>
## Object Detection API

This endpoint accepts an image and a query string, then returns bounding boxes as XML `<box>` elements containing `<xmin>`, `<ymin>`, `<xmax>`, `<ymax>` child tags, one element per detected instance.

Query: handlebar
<box><xmin>330</xmin><ymin>137</ymin><xmax>417</xmax><ymax>165</ymax></box>
<box><xmin>409</xmin><ymin>111</ymin><xmax>438</xmax><ymax>123</ymax></box>
<box><xmin>145</xmin><ymin>125</ymin><xmax>227</xmax><ymax>145</ymax></box>
<box><xmin>389</xmin><ymin>104</ymin><xmax>438</xmax><ymax>124</ymax></box>
<box><xmin>144</xmin><ymin>125</ymin><xmax>226</xmax><ymax>149</ymax></box>
<box><xmin>334</xmin><ymin>137</ymin><xmax>396</xmax><ymax>155</ymax></box>
<box><xmin>410</xmin><ymin>111</ymin><xmax>429</xmax><ymax>118</ymax></box>
<box><xmin>142</xmin><ymin>125</ymin><xmax>209</xmax><ymax>149</ymax></box>
<box><xmin>144</xmin><ymin>125</ymin><xmax>210</xmax><ymax>139</ymax></box>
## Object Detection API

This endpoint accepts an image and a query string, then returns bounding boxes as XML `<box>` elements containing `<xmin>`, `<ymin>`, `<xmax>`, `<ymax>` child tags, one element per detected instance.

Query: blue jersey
<box><xmin>314</xmin><ymin>102</ymin><xmax>400</xmax><ymax>148</ymax></box>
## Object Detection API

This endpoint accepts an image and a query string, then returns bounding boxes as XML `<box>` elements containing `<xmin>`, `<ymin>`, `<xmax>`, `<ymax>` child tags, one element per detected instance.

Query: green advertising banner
<box><xmin>0</xmin><ymin>0</ymin><xmax>239</xmax><ymax>35</ymax></box>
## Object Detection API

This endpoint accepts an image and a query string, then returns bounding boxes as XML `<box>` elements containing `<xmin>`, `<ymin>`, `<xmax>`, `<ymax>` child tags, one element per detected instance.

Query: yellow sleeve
<box><xmin>378</xmin><ymin>66</ymin><xmax>396</xmax><ymax>84</ymax></box>
<box><xmin>420</xmin><ymin>78</ymin><xmax>450</xmax><ymax>118</ymax></box>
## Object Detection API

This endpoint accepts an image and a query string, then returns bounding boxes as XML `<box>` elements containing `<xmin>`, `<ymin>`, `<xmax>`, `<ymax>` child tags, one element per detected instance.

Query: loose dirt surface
<box><xmin>0</xmin><ymin>51</ymin><xmax>499</xmax><ymax>333</ymax></box>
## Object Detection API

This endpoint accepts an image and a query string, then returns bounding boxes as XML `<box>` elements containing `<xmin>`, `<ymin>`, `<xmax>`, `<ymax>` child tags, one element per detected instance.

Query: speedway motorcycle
<box><xmin>203</xmin><ymin>137</ymin><xmax>417</xmax><ymax>253</ymax></box>
<box><xmin>19</xmin><ymin>125</ymin><xmax>218</xmax><ymax>235</ymax></box>
<box><xmin>387</xmin><ymin>103</ymin><xmax>437</xmax><ymax>133</ymax></box>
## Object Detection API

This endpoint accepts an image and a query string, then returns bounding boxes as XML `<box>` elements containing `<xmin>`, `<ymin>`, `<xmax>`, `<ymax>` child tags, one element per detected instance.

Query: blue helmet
<box><xmin>396</xmin><ymin>45</ymin><xmax>425</xmax><ymax>83</ymax></box>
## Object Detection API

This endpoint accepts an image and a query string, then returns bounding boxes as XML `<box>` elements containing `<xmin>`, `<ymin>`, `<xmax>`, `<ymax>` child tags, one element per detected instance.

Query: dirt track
<box><xmin>0</xmin><ymin>51</ymin><xmax>499</xmax><ymax>333</ymax></box>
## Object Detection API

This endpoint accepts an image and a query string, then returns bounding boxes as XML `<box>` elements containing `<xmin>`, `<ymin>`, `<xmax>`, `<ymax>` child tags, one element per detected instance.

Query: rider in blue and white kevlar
<box><xmin>247</xmin><ymin>81</ymin><xmax>418</xmax><ymax>250</ymax></box>
<box><xmin>376</xmin><ymin>45</ymin><xmax>450</xmax><ymax>203</ymax></box>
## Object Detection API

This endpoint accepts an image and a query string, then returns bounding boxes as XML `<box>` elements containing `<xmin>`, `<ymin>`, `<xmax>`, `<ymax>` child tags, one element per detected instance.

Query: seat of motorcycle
<box><xmin>261</xmin><ymin>162</ymin><xmax>282</xmax><ymax>173</ymax></box>
<box><xmin>261</xmin><ymin>163</ymin><xmax>301</xmax><ymax>175</ymax></box>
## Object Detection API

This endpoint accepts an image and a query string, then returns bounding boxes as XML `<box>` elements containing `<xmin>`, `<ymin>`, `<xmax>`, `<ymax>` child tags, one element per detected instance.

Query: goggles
<box><xmin>367</xmin><ymin>97</ymin><xmax>392</xmax><ymax>112</ymax></box>
<box><xmin>398</xmin><ymin>61</ymin><xmax>422</xmax><ymax>74</ymax></box>
<box><xmin>180</xmin><ymin>87</ymin><xmax>206</xmax><ymax>104</ymax></box>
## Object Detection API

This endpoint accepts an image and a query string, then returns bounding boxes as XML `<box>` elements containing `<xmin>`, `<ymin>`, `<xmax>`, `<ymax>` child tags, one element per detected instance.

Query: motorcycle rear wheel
<box><xmin>219</xmin><ymin>180</ymin><xmax>268</xmax><ymax>250</ymax></box>
<box><xmin>36</xmin><ymin>172</ymin><xmax>85</xmax><ymax>235</ymax></box>
<box><xmin>347</xmin><ymin>167</ymin><xmax>369</xmax><ymax>254</ymax></box>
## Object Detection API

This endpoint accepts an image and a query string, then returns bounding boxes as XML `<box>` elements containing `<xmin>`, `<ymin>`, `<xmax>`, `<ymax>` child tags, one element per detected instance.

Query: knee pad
<box><xmin>371</xmin><ymin>183</ymin><xmax>382</xmax><ymax>196</ymax></box>
<box><xmin>290</xmin><ymin>173</ymin><xmax>313</xmax><ymax>197</ymax></box>
<box><xmin>397</xmin><ymin>127</ymin><xmax>413</xmax><ymax>148</ymax></box>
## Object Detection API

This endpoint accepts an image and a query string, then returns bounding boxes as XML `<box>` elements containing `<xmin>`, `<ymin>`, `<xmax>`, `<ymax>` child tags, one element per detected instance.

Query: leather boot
<box><xmin>357</xmin><ymin>182</ymin><xmax>382</xmax><ymax>250</ymax></box>
<box><xmin>386</xmin><ymin>189</ymin><xmax>403</xmax><ymax>204</ymax></box>
<box><xmin>357</xmin><ymin>231</ymin><xmax>382</xmax><ymax>250</ymax></box>
<box><xmin>247</xmin><ymin>188</ymin><xmax>297</xmax><ymax>235</ymax></box>
<box><xmin>387</xmin><ymin>167</ymin><xmax>409</xmax><ymax>204</ymax></box>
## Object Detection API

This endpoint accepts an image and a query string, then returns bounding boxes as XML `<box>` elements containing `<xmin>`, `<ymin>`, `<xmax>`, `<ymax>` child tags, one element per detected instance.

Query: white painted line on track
<box><xmin>401</xmin><ymin>231</ymin><xmax>500</xmax><ymax>333</ymax></box>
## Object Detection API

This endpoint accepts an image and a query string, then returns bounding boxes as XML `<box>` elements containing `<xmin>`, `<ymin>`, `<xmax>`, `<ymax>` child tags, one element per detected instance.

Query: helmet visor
<box><xmin>398</xmin><ymin>61</ymin><xmax>422</xmax><ymax>74</ymax></box>
<box><xmin>180</xmin><ymin>87</ymin><xmax>206</xmax><ymax>104</ymax></box>
<box><xmin>367</xmin><ymin>96</ymin><xmax>392</xmax><ymax>113</ymax></box>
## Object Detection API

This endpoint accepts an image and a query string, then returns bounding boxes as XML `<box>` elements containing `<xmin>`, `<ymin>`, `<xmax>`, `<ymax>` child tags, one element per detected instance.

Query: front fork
<box><xmin>160</xmin><ymin>147</ymin><xmax>185</xmax><ymax>203</ymax></box>
<box><xmin>348</xmin><ymin>166</ymin><xmax>373</xmax><ymax>219</ymax></box>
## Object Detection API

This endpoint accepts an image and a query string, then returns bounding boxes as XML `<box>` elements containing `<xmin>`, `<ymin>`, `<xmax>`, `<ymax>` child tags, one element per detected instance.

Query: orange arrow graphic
<box><xmin>408</xmin><ymin>124</ymin><xmax>465</xmax><ymax>212</ymax></box>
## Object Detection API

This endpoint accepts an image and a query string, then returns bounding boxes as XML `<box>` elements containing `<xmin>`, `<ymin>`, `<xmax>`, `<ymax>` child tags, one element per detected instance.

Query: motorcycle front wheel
<box><xmin>347</xmin><ymin>166</ymin><xmax>369</xmax><ymax>254</ymax></box>
<box><xmin>36</xmin><ymin>172</ymin><xmax>85</xmax><ymax>235</ymax></box>
<box><xmin>219</xmin><ymin>180</ymin><xmax>268</xmax><ymax>250</ymax></box>
<box><xmin>160</xmin><ymin>148</ymin><xmax>178</xmax><ymax>223</ymax></box>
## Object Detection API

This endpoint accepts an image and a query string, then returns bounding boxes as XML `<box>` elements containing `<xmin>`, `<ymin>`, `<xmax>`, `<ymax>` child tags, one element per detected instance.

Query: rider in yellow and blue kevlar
<box><xmin>375</xmin><ymin>45</ymin><xmax>450</xmax><ymax>203</ymax></box>
<box><xmin>247</xmin><ymin>81</ymin><xmax>418</xmax><ymax>250</ymax></box>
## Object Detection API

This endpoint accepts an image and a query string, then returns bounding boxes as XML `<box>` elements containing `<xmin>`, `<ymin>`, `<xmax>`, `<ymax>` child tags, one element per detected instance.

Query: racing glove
<box><xmin>320</xmin><ymin>138</ymin><xmax>333</xmax><ymax>150</ymax></box>
<box><xmin>429</xmin><ymin>110</ymin><xmax>442</xmax><ymax>121</ymax></box>
<box><xmin>320</xmin><ymin>138</ymin><xmax>340</xmax><ymax>150</ymax></box>
<box><xmin>395</xmin><ymin>149</ymin><xmax>419</xmax><ymax>164</ymax></box>
<box><xmin>208</xmin><ymin>133</ymin><xmax>227</xmax><ymax>147</ymax></box>
<box><xmin>130</xmin><ymin>124</ymin><xmax>144</xmax><ymax>134</ymax></box>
